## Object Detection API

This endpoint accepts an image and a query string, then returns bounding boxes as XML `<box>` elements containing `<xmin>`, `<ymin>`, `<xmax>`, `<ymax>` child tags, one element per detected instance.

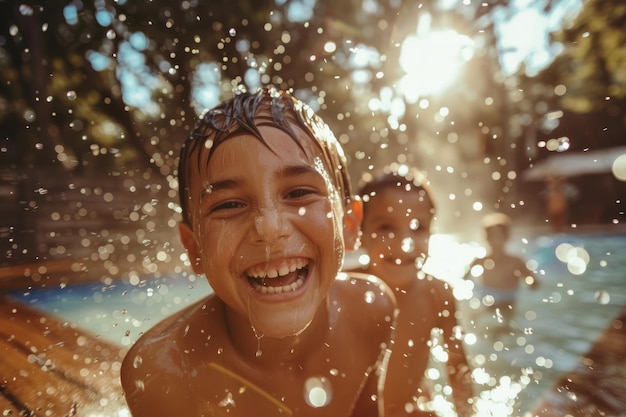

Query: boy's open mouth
<box><xmin>246</xmin><ymin>258</ymin><xmax>310</xmax><ymax>294</ymax></box>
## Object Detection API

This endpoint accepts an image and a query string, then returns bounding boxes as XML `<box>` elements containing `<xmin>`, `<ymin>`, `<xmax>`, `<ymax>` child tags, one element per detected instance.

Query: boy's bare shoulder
<box><xmin>128</xmin><ymin>294</ymin><xmax>217</xmax><ymax>346</ymax></box>
<box><xmin>121</xmin><ymin>294</ymin><xmax>221</xmax><ymax>382</ymax></box>
<box><xmin>335</xmin><ymin>271</ymin><xmax>396</xmax><ymax>299</ymax></box>
<box><xmin>418</xmin><ymin>274</ymin><xmax>456</xmax><ymax>304</ymax></box>
<box><xmin>332</xmin><ymin>272</ymin><xmax>397</xmax><ymax>324</ymax></box>
<box><xmin>121</xmin><ymin>294</ymin><xmax>225</xmax><ymax>415</ymax></box>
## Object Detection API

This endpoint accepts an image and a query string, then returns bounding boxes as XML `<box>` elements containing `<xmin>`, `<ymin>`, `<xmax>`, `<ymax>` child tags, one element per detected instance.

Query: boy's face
<box><xmin>179</xmin><ymin>124</ymin><xmax>350</xmax><ymax>338</ymax></box>
<box><xmin>485</xmin><ymin>225</ymin><xmax>508</xmax><ymax>249</ymax></box>
<box><xmin>361</xmin><ymin>186</ymin><xmax>433</xmax><ymax>290</ymax></box>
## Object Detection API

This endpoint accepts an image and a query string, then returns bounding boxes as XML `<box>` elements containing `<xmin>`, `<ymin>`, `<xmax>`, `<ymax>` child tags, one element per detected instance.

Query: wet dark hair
<box><xmin>358</xmin><ymin>165</ymin><xmax>436</xmax><ymax>219</ymax></box>
<box><xmin>178</xmin><ymin>87</ymin><xmax>353</xmax><ymax>226</ymax></box>
<box><xmin>482</xmin><ymin>212</ymin><xmax>512</xmax><ymax>239</ymax></box>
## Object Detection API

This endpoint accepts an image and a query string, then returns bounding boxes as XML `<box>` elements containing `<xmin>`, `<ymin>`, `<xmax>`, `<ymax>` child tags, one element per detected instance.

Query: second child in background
<box><xmin>464</xmin><ymin>212</ymin><xmax>538</xmax><ymax>331</ymax></box>
<box><xmin>353</xmin><ymin>165</ymin><xmax>474</xmax><ymax>417</ymax></box>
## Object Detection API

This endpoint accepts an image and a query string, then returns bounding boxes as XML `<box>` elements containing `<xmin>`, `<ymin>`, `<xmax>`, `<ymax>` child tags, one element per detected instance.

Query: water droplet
<box><xmin>595</xmin><ymin>290</ymin><xmax>610</xmax><ymax>305</ymax></box>
<box><xmin>106</xmin><ymin>29</ymin><xmax>116</xmax><ymax>39</ymax></box>
<box><xmin>218</xmin><ymin>391</ymin><xmax>236</xmax><ymax>407</ymax></box>
<box><xmin>133</xmin><ymin>355</ymin><xmax>142</xmax><ymax>368</ymax></box>
<box><xmin>401</xmin><ymin>237</ymin><xmax>414</xmax><ymax>253</ymax></box>
<box><xmin>364</xmin><ymin>290</ymin><xmax>375</xmax><ymax>304</ymax></box>
<box><xmin>66</xmin><ymin>90</ymin><xmax>77</xmax><ymax>100</ymax></box>
<box><xmin>298</xmin><ymin>207</ymin><xmax>306</xmax><ymax>216</ymax></box>
<box><xmin>134</xmin><ymin>379</ymin><xmax>145</xmax><ymax>391</ymax></box>
<box><xmin>229</xmin><ymin>28</ymin><xmax>237</xmax><ymax>37</ymax></box>
<box><xmin>495</xmin><ymin>308</ymin><xmax>503</xmax><ymax>323</ymax></box>
<box><xmin>304</xmin><ymin>376</ymin><xmax>332</xmax><ymax>408</ymax></box>
<box><xmin>19</xmin><ymin>4</ymin><xmax>34</xmax><ymax>16</ymax></box>
<box><xmin>23</xmin><ymin>109</ymin><xmax>35</xmax><ymax>122</ymax></box>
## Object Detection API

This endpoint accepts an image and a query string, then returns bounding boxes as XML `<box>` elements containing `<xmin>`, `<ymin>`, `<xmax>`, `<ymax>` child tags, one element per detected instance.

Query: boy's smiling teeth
<box><xmin>246</xmin><ymin>258</ymin><xmax>309</xmax><ymax>294</ymax></box>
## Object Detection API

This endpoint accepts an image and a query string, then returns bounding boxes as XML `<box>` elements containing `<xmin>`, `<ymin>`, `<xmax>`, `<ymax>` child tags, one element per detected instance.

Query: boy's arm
<box><xmin>440</xmin><ymin>288</ymin><xmax>474</xmax><ymax>417</ymax></box>
<box><xmin>518</xmin><ymin>257</ymin><xmax>539</xmax><ymax>289</ymax></box>
<box><xmin>121</xmin><ymin>343</ymin><xmax>196</xmax><ymax>416</ymax></box>
<box><xmin>335</xmin><ymin>272</ymin><xmax>397</xmax><ymax>417</ymax></box>
<box><xmin>462</xmin><ymin>258</ymin><xmax>479</xmax><ymax>280</ymax></box>
<box><xmin>378</xmin><ymin>312</ymin><xmax>424</xmax><ymax>416</ymax></box>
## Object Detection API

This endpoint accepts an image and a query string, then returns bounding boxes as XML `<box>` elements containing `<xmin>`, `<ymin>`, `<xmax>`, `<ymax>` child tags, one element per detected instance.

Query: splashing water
<box><xmin>401</xmin><ymin>237</ymin><xmax>415</xmax><ymax>253</ymax></box>
<box><xmin>303</xmin><ymin>376</ymin><xmax>332</xmax><ymax>408</ymax></box>
<box><xmin>218</xmin><ymin>391</ymin><xmax>236</xmax><ymax>407</ymax></box>
<box><xmin>364</xmin><ymin>290</ymin><xmax>376</xmax><ymax>304</ymax></box>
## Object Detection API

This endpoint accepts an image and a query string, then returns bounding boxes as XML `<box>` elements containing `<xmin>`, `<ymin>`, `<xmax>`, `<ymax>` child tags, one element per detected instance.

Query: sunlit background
<box><xmin>1</xmin><ymin>0</ymin><xmax>625</xmax><ymax>416</ymax></box>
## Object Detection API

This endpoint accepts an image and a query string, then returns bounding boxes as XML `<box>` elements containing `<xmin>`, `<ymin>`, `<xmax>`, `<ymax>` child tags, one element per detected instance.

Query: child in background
<box><xmin>120</xmin><ymin>88</ymin><xmax>397</xmax><ymax>417</ymax></box>
<box><xmin>465</xmin><ymin>212</ymin><xmax>538</xmax><ymax>330</ymax></box>
<box><xmin>355</xmin><ymin>165</ymin><xmax>474</xmax><ymax>417</ymax></box>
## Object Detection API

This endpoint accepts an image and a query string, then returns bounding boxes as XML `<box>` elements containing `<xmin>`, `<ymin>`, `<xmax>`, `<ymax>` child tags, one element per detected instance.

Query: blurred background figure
<box><xmin>464</xmin><ymin>212</ymin><xmax>538</xmax><ymax>334</ymax></box>
<box><xmin>543</xmin><ymin>176</ymin><xmax>579</xmax><ymax>233</ymax></box>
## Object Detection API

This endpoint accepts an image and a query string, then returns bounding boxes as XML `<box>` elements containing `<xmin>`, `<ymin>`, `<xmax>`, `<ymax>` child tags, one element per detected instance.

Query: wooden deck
<box><xmin>0</xmin><ymin>295</ymin><xmax>129</xmax><ymax>416</ymax></box>
<box><xmin>529</xmin><ymin>305</ymin><xmax>626</xmax><ymax>417</ymax></box>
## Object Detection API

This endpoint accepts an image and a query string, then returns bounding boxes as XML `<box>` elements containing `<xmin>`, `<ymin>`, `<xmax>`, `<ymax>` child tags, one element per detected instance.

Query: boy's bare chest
<box><xmin>477</xmin><ymin>257</ymin><xmax>522</xmax><ymax>289</ymax></box>
<box><xmin>186</xmin><ymin>331</ymin><xmax>374</xmax><ymax>416</ymax></box>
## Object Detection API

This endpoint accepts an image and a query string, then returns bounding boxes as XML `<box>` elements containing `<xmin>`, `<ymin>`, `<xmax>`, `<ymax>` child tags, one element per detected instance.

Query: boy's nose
<box><xmin>251</xmin><ymin>206</ymin><xmax>289</xmax><ymax>243</ymax></box>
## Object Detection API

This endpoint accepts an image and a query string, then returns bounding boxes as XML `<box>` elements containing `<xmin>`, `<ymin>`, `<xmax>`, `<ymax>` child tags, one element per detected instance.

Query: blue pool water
<box><xmin>458</xmin><ymin>231</ymin><xmax>626</xmax><ymax>415</ymax></box>
<box><xmin>7</xmin><ymin>231</ymin><xmax>626</xmax><ymax>416</ymax></box>
<box><xmin>9</xmin><ymin>273</ymin><xmax>213</xmax><ymax>347</ymax></box>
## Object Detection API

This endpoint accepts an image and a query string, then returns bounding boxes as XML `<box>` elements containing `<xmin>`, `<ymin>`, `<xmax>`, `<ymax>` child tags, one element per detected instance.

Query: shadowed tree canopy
<box><xmin>0</xmin><ymin>0</ymin><xmax>624</xmax><ymax>270</ymax></box>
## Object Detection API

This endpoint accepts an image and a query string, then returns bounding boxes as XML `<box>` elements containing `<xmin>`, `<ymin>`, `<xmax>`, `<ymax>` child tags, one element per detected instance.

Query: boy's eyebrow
<box><xmin>201</xmin><ymin>178</ymin><xmax>240</xmax><ymax>196</ymax></box>
<box><xmin>278</xmin><ymin>163</ymin><xmax>322</xmax><ymax>180</ymax></box>
<box><xmin>202</xmin><ymin>164</ymin><xmax>323</xmax><ymax>196</ymax></box>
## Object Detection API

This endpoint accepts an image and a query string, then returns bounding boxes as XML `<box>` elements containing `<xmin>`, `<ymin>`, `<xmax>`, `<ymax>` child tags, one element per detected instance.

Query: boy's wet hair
<box><xmin>482</xmin><ymin>212</ymin><xmax>512</xmax><ymax>238</ymax></box>
<box><xmin>178</xmin><ymin>87</ymin><xmax>353</xmax><ymax>226</ymax></box>
<box><xmin>358</xmin><ymin>164</ymin><xmax>436</xmax><ymax>217</ymax></box>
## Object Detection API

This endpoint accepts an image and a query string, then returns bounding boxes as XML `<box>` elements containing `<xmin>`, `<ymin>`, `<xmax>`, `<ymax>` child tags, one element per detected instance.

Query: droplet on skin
<box><xmin>303</xmin><ymin>376</ymin><xmax>332</xmax><ymax>408</ymax></box>
<box><xmin>401</xmin><ymin>237</ymin><xmax>414</xmax><ymax>253</ymax></box>
<box><xmin>19</xmin><ymin>4</ymin><xmax>34</xmax><ymax>16</ymax></box>
<box><xmin>133</xmin><ymin>355</ymin><xmax>142</xmax><ymax>368</ymax></box>
<box><xmin>218</xmin><ymin>391</ymin><xmax>236</xmax><ymax>407</ymax></box>
<box><xmin>134</xmin><ymin>379</ymin><xmax>145</xmax><ymax>392</ymax></box>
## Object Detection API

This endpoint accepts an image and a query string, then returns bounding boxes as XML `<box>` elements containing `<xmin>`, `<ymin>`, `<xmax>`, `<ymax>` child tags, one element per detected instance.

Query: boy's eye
<box><xmin>285</xmin><ymin>188</ymin><xmax>316</xmax><ymax>199</ymax></box>
<box><xmin>210</xmin><ymin>200</ymin><xmax>245</xmax><ymax>212</ymax></box>
<box><xmin>214</xmin><ymin>201</ymin><xmax>243</xmax><ymax>211</ymax></box>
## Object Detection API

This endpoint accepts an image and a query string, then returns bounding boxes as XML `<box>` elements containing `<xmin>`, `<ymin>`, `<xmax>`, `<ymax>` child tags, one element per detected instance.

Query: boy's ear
<box><xmin>344</xmin><ymin>197</ymin><xmax>363</xmax><ymax>252</ymax></box>
<box><xmin>178</xmin><ymin>222</ymin><xmax>204</xmax><ymax>275</ymax></box>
